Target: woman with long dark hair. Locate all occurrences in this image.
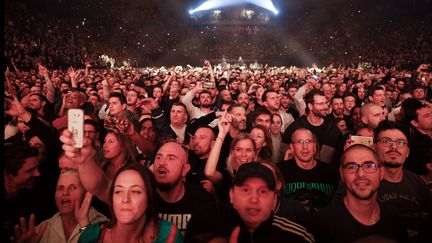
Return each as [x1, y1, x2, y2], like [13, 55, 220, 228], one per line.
[78, 163, 182, 243]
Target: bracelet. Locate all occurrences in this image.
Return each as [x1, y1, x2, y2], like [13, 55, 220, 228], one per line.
[216, 136, 224, 142]
[79, 224, 91, 232]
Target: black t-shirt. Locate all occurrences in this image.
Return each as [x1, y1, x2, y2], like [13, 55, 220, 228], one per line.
[282, 116, 342, 163]
[155, 183, 214, 234]
[277, 159, 340, 211]
[309, 197, 408, 243]
[186, 153, 225, 187]
[283, 116, 341, 147]
[378, 169, 432, 235]
[42, 100, 57, 123]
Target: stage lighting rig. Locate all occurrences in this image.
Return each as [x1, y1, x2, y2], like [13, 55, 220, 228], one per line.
[189, 0, 279, 15]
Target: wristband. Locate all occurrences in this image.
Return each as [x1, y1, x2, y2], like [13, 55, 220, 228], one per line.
[79, 224, 91, 232]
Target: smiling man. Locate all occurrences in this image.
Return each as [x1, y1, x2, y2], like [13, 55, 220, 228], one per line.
[310, 144, 408, 243]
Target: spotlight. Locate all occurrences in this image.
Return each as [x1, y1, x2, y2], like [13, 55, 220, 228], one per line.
[188, 0, 280, 15]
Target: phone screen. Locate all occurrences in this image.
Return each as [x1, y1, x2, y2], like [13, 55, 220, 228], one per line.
[351, 136, 373, 147]
[68, 109, 84, 148]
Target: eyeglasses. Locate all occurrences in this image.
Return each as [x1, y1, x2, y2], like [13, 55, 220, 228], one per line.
[376, 137, 408, 148]
[292, 139, 315, 145]
[342, 161, 380, 174]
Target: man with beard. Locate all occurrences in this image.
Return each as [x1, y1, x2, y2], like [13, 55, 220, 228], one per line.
[277, 128, 339, 212]
[262, 89, 294, 133]
[217, 104, 248, 165]
[310, 144, 407, 243]
[374, 120, 432, 241]
[186, 126, 222, 196]
[249, 107, 273, 130]
[283, 89, 342, 164]
[4, 143, 57, 242]
[182, 83, 214, 120]
[26, 93, 55, 122]
[237, 92, 251, 114]
[153, 142, 214, 234]
[328, 95, 344, 120]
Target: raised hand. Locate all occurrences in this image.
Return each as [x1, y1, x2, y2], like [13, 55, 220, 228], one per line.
[74, 192, 92, 227]
[5, 69, 17, 97]
[5, 66, 11, 78]
[344, 135, 354, 151]
[141, 97, 159, 111]
[116, 118, 133, 135]
[283, 148, 293, 161]
[67, 67, 76, 79]
[11, 214, 48, 243]
[5, 95, 27, 118]
[217, 111, 232, 137]
[59, 129, 95, 164]
[203, 59, 211, 67]
[193, 81, 204, 93]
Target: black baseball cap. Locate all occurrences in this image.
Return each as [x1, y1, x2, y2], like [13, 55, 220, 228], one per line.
[232, 162, 276, 191]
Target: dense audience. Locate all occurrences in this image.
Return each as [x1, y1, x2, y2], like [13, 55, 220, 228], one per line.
[4, 0, 432, 243]
[5, 0, 432, 68]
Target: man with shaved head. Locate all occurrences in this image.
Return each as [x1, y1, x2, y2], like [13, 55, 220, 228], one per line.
[360, 102, 385, 130]
[152, 142, 214, 234]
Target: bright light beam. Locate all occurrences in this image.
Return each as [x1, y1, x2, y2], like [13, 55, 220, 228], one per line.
[189, 0, 279, 15]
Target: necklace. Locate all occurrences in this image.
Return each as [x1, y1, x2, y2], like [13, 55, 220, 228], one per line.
[343, 197, 381, 226]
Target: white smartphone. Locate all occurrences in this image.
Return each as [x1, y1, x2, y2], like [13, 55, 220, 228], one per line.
[68, 109, 84, 148]
[351, 135, 373, 147]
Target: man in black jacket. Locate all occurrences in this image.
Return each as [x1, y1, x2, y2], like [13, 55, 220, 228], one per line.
[185, 162, 314, 243]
